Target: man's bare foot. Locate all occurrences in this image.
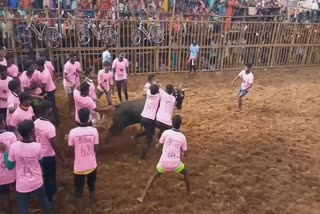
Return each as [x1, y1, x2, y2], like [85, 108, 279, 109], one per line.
[137, 197, 144, 203]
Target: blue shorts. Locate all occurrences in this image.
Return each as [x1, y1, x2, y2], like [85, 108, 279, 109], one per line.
[239, 88, 249, 97]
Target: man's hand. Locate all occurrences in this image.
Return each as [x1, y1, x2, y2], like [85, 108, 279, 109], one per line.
[0, 142, 7, 153]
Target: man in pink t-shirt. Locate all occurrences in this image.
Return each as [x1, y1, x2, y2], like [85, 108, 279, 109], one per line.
[68, 108, 99, 208]
[74, 82, 114, 125]
[135, 84, 160, 159]
[19, 61, 42, 96]
[7, 55, 20, 78]
[40, 53, 56, 79]
[0, 64, 13, 121]
[0, 114, 17, 213]
[6, 79, 22, 127]
[9, 92, 34, 136]
[36, 59, 60, 125]
[7, 120, 50, 214]
[155, 84, 176, 138]
[97, 61, 114, 106]
[112, 53, 129, 102]
[63, 52, 80, 115]
[35, 100, 66, 202]
[137, 115, 190, 203]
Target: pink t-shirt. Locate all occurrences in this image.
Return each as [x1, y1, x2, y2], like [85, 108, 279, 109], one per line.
[68, 126, 99, 173]
[8, 141, 43, 193]
[0, 77, 13, 108]
[19, 71, 42, 95]
[85, 78, 97, 100]
[7, 64, 19, 78]
[45, 61, 55, 78]
[156, 89, 176, 126]
[34, 118, 56, 157]
[239, 70, 254, 90]
[6, 92, 20, 126]
[0, 58, 7, 66]
[63, 61, 78, 88]
[75, 61, 81, 87]
[141, 89, 160, 120]
[39, 68, 56, 92]
[73, 90, 97, 123]
[97, 69, 113, 92]
[9, 106, 34, 128]
[158, 129, 187, 171]
[112, 58, 129, 81]
[0, 131, 17, 185]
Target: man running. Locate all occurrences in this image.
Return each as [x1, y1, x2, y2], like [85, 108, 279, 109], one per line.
[112, 53, 129, 102]
[232, 63, 254, 111]
[137, 115, 190, 202]
[97, 61, 114, 106]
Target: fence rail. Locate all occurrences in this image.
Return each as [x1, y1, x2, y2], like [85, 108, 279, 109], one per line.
[2, 18, 320, 74]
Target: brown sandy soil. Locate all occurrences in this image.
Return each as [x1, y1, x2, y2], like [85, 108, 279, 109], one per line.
[23, 67, 320, 213]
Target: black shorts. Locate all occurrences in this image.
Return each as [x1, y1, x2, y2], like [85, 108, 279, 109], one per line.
[155, 121, 172, 130]
[0, 182, 14, 196]
[74, 168, 97, 198]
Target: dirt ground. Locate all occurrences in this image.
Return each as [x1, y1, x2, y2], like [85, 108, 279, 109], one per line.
[33, 67, 320, 213]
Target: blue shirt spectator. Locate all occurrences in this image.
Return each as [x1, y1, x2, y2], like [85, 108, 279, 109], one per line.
[189, 40, 200, 59]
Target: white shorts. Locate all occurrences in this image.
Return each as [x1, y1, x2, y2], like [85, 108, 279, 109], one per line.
[64, 85, 74, 95]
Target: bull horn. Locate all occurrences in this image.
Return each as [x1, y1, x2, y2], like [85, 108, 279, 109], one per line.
[178, 82, 183, 89]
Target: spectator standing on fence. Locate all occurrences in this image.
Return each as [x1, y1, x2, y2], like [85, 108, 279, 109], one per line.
[102, 46, 112, 64]
[6, 120, 51, 214]
[0, 47, 7, 66]
[112, 53, 129, 102]
[7, 55, 20, 78]
[0, 65, 13, 121]
[188, 39, 200, 73]
[97, 61, 114, 106]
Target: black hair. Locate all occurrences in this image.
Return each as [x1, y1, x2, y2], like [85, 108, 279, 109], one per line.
[172, 115, 182, 129]
[246, 63, 253, 69]
[24, 60, 35, 71]
[165, 84, 174, 95]
[36, 58, 45, 67]
[150, 84, 159, 95]
[69, 52, 77, 58]
[6, 54, 13, 60]
[80, 81, 90, 94]
[8, 79, 21, 92]
[38, 100, 52, 116]
[103, 61, 110, 66]
[78, 108, 90, 123]
[148, 74, 155, 82]
[19, 92, 32, 103]
[17, 120, 35, 139]
[85, 67, 94, 76]
[0, 64, 7, 73]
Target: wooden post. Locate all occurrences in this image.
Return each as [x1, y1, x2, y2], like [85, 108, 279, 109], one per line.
[167, 0, 176, 72]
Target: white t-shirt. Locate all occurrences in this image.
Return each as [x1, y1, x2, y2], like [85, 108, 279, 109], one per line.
[102, 50, 112, 63]
[238, 70, 254, 90]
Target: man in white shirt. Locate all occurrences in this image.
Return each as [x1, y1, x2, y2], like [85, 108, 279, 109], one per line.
[102, 46, 112, 64]
[232, 63, 254, 111]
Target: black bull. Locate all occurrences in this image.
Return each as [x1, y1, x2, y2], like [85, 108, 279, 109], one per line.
[109, 88, 185, 136]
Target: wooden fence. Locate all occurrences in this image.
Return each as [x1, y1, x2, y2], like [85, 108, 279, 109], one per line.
[2, 17, 320, 74]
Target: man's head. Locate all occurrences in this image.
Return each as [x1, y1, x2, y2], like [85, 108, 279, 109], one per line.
[118, 53, 124, 62]
[245, 63, 252, 73]
[165, 84, 174, 95]
[8, 79, 22, 94]
[172, 114, 182, 129]
[150, 84, 159, 95]
[69, 52, 77, 63]
[78, 107, 90, 124]
[36, 58, 46, 72]
[38, 100, 52, 118]
[103, 61, 110, 71]
[6, 55, 13, 67]
[0, 47, 6, 58]
[148, 74, 155, 83]
[103, 45, 109, 51]
[17, 120, 35, 140]
[85, 67, 95, 79]
[25, 60, 36, 74]
[19, 92, 32, 108]
[192, 39, 197, 45]
[80, 81, 90, 96]
[40, 52, 48, 60]
[0, 64, 7, 79]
